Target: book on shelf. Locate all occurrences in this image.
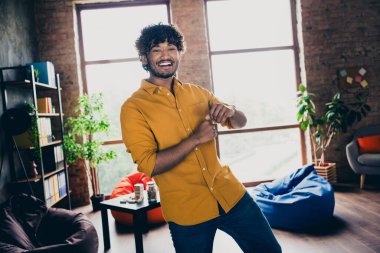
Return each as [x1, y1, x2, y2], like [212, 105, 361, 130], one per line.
[37, 118, 53, 145]
[42, 144, 64, 173]
[58, 171, 67, 197]
[14, 117, 53, 148]
[44, 171, 67, 207]
[37, 97, 53, 113]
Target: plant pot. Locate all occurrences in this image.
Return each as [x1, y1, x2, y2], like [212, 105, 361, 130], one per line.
[313, 162, 337, 184]
[90, 194, 105, 211]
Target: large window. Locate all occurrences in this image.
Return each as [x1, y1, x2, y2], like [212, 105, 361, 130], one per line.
[206, 0, 305, 183]
[77, 2, 169, 194]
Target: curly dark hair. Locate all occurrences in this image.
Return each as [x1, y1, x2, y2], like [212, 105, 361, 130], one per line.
[135, 23, 185, 56]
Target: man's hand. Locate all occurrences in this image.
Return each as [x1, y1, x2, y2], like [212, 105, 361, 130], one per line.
[192, 115, 217, 144]
[152, 115, 217, 176]
[209, 104, 236, 124]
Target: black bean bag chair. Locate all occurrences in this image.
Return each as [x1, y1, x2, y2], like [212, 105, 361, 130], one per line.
[0, 194, 98, 253]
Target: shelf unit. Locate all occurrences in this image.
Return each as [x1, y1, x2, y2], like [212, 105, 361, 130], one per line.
[0, 65, 71, 209]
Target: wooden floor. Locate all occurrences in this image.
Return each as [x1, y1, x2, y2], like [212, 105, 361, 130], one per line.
[74, 185, 380, 253]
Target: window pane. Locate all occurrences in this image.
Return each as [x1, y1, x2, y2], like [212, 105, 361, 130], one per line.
[207, 0, 293, 51]
[97, 144, 136, 194]
[81, 5, 168, 61]
[86, 61, 147, 140]
[218, 128, 302, 183]
[212, 50, 298, 129]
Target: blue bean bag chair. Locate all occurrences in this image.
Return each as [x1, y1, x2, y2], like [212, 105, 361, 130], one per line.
[248, 164, 335, 230]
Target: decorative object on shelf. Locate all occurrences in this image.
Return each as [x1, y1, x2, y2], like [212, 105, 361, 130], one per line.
[27, 160, 39, 178]
[296, 83, 371, 183]
[63, 92, 116, 211]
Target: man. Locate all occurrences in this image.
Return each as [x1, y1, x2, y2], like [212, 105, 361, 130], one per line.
[120, 23, 281, 253]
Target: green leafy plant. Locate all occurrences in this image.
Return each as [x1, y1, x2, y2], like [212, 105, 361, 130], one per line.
[296, 83, 370, 165]
[22, 103, 41, 165]
[64, 93, 116, 196]
[33, 68, 39, 82]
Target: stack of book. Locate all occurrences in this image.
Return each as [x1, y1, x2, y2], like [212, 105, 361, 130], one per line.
[37, 118, 52, 145]
[44, 171, 67, 207]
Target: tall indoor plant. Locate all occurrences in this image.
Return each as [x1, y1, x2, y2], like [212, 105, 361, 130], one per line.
[64, 92, 116, 209]
[296, 83, 370, 166]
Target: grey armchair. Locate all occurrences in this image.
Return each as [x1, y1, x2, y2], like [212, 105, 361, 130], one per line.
[346, 124, 380, 189]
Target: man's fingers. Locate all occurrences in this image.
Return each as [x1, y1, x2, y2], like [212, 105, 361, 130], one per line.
[209, 104, 217, 116]
[212, 105, 223, 121]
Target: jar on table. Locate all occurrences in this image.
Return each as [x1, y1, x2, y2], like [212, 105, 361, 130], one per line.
[147, 181, 157, 202]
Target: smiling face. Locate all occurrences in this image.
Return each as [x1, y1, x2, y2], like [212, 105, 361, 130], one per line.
[142, 41, 181, 80]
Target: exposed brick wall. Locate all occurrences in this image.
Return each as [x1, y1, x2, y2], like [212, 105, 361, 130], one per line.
[35, 0, 82, 117]
[300, 0, 380, 183]
[35, 0, 86, 206]
[171, 0, 212, 90]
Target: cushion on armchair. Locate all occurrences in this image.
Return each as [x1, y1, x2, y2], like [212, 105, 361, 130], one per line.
[357, 134, 380, 153]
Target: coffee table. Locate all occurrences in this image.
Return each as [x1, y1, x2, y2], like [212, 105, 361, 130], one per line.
[99, 191, 161, 253]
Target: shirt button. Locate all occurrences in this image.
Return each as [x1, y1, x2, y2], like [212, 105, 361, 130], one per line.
[186, 128, 190, 131]
[166, 92, 170, 96]
[210, 187, 214, 191]
[195, 147, 198, 151]
[178, 108, 182, 112]
[202, 168, 206, 171]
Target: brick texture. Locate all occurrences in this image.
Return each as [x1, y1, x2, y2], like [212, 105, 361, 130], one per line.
[171, 0, 212, 89]
[300, 0, 380, 183]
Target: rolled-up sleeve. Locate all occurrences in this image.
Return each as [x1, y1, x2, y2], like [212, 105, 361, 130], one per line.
[205, 88, 234, 129]
[120, 101, 157, 177]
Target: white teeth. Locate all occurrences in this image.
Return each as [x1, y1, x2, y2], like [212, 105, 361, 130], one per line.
[159, 62, 172, 66]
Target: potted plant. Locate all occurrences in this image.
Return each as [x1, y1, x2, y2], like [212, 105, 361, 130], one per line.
[33, 68, 39, 82]
[64, 92, 116, 210]
[296, 84, 370, 181]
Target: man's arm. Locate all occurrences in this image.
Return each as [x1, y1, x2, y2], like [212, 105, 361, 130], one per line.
[151, 116, 216, 177]
[210, 104, 247, 129]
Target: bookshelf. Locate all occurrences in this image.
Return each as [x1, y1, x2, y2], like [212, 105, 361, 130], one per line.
[0, 64, 71, 209]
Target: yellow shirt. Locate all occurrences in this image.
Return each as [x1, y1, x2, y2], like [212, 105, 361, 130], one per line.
[120, 78, 246, 225]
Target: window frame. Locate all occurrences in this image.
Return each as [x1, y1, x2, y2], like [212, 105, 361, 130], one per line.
[204, 0, 306, 185]
[76, 0, 171, 147]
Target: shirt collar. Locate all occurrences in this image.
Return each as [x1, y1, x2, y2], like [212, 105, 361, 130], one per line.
[141, 77, 182, 95]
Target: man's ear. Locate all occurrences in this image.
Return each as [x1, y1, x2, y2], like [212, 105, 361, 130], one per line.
[140, 55, 148, 65]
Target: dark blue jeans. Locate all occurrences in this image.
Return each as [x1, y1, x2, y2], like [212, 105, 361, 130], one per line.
[168, 192, 281, 253]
